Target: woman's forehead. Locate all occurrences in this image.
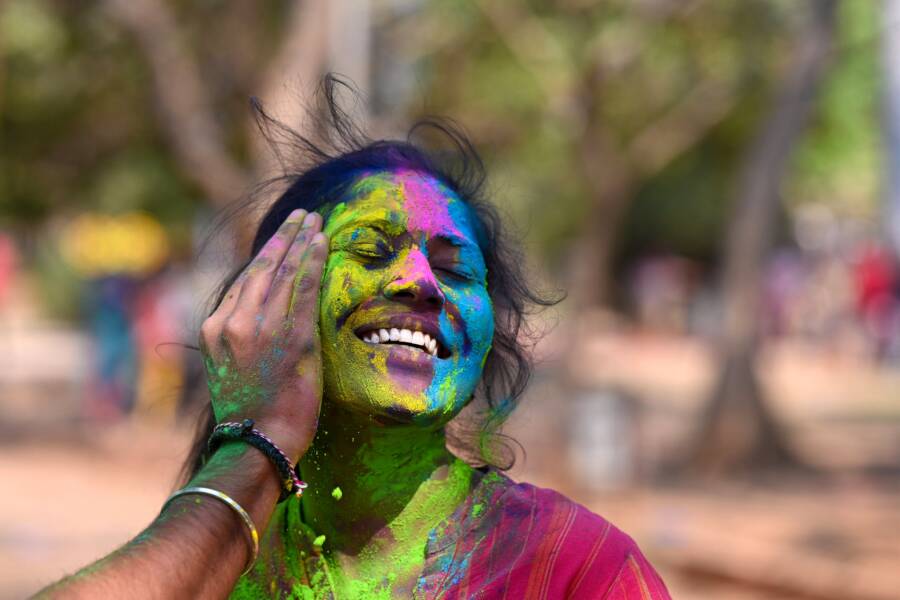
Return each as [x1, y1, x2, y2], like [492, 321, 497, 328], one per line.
[325, 169, 477, 243]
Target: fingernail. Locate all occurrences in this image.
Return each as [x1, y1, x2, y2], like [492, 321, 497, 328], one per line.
[312, 232, 327, 245]
[303, 211, 319, 227]
[288, 208, 306, 222]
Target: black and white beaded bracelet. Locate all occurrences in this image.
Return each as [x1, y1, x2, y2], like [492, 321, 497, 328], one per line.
[208, 418, 308, 502]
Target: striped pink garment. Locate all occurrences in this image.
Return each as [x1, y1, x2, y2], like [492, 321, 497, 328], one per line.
[416, 470, 671, 599]
[237, 469, 671, 598]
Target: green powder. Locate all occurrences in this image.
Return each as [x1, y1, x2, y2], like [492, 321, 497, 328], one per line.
[331, 486, 343, 501]
[313, 535, 326, 548]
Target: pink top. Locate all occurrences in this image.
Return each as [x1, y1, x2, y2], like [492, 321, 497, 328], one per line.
[235, 469, 671, 599]
[417, 469, 671, 599]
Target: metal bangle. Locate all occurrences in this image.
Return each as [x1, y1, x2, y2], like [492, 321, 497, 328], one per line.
[161, 486, 259, 576]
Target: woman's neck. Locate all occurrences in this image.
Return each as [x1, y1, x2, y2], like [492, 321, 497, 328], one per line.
[297, 403, 474, 573]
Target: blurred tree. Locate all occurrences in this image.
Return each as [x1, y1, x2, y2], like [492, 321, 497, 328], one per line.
[790, 0, 880, 216]
[412, 0, 798, 308]
[883, 0, 900, 253]
[102, 0, 248, 208]
[688, 0, 838, 474]
[0, 0, 334, 315]
[0, 0, 331, 229]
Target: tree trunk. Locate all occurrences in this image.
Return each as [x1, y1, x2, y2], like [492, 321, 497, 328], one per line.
[568, 62, 637, 310]
[104, 0, 249, 208]
[568, 174, 635, 311]
[687, 0, 838, 475]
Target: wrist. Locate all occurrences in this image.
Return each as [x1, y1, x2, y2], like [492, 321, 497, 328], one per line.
[193, 443, 283, 511]
[248, 418, 312, 464]
[209, 419, 306, 501]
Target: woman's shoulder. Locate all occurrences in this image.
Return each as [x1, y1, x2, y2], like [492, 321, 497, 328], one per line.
[462, 470, 672, 599]
[493, 473, 630, 542]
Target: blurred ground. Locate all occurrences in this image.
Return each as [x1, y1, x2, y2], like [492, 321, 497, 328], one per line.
[0, 425, 188, 599]
[2, 279, 899, 600]
[3, 424, 899, 600]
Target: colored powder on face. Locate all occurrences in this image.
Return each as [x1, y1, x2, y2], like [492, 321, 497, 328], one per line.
[331, 486, 343, 501]
[317, 170, 494, 426]
[396, 170, 463, 242]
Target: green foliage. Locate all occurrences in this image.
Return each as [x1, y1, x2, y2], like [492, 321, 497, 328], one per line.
[414, 0, 880, 270]
[789, 0, 881, 214]
[416, 0, 802, 267]
[0, 0, 197, 230]
[625, 151, 731, 262]
[0, 0, 882, 301]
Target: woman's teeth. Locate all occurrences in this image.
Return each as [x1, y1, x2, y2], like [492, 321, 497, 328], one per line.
[363, 328, 439, 357]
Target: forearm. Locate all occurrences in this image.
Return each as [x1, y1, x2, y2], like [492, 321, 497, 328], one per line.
[37, 444, 282, 600]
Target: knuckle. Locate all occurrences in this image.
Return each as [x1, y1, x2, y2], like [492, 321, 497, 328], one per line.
[297, 339, 317, 355]
[309, 239, 328, 258]
[222, 317, 252, 340]
[276, 261, 297, 280]
[248, 256, 275, 273]
[277, 224, 300, 241]
[199, 320, 219, 342]
[302, 243, 327, 269]
[293, 274, 317, 295]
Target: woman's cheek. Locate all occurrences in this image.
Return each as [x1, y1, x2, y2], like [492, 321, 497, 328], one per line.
[319, 259, 362, 340]
[321, 256, 376, 312]
[460, 288, 494, 359]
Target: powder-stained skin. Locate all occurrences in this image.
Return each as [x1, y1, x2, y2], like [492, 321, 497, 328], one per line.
[228, 170, 497, 599]
[318, 169, 494, 426]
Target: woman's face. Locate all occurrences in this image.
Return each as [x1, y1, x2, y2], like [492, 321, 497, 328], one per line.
[318, 169, 494, 426]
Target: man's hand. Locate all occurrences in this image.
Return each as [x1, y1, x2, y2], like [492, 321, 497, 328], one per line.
[36, 210, 330, 600]
[200, 209, 328, 463]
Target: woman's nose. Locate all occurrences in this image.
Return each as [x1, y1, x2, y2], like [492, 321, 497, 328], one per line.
[383, 249, 445, 310]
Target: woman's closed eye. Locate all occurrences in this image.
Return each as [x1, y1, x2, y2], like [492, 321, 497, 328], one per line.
[434, 264, 477, 283]
[352, 242, 392, 259]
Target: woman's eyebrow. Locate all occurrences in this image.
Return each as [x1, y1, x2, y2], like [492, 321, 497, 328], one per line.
[431, 232, 477, 250]
[335, 217, 477, 248]
[333, 218, 400, 238]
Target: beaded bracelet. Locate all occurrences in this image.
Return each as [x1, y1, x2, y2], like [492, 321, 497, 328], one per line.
[208, 419, 308, 502]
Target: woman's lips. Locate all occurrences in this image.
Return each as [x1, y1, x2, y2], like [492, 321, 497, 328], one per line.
[382, 344, 435, 394]
[383, 343, 435, 368]
[360, 334, 436, 366]
[355, 324, 450, 358]
[352, 310, 451, 357]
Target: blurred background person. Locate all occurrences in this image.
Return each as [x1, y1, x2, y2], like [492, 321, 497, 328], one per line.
[59, 211, 171, 420]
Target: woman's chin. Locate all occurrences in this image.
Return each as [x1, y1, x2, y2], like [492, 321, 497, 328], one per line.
[326, 393, 463, 429]
[356, 395, 447, 426]
[322, 366, 468, 427]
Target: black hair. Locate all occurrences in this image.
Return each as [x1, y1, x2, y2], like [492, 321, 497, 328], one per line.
[182, 75, 559, 481]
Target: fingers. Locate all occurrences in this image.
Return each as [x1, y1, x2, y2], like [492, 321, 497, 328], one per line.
[265, 213, 325, 320]
[286, 231, 328, 325]
[200, 276, 245, 362]
[201, 208, 309, 359]
[233, 209, 309, 313]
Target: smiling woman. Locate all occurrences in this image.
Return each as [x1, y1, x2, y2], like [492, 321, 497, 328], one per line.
[36, 77, 671, 600]
[317, 170, 493, 423]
